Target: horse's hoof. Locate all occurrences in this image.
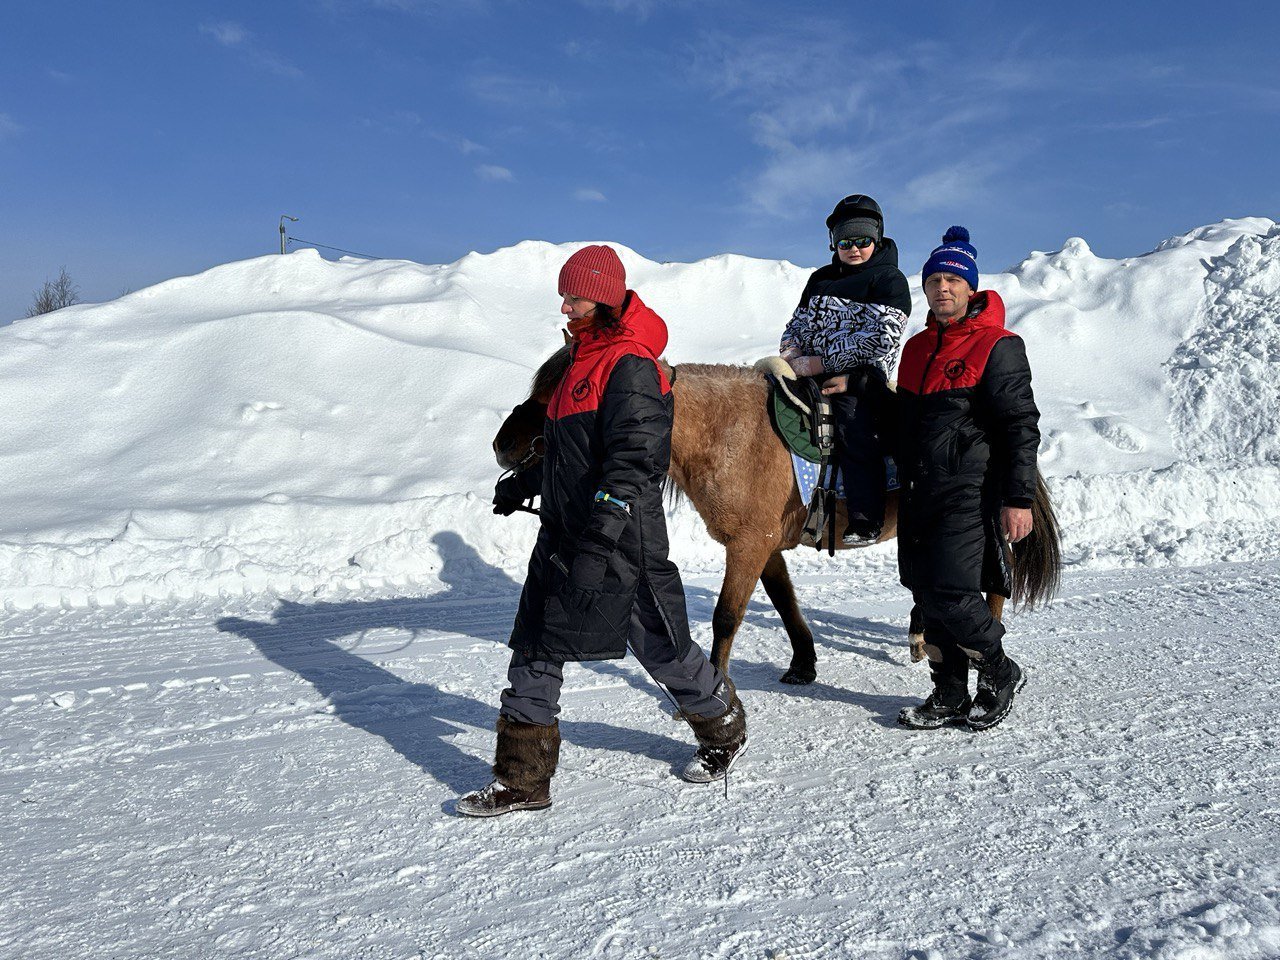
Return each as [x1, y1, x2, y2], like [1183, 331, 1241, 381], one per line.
[909, 634, 927, 663]
[780, 666, 816, 685]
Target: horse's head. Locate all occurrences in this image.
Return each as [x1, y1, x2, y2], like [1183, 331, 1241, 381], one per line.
[493, 344, 573, 471]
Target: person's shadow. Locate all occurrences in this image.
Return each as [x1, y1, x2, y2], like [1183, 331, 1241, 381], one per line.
[215, 531, 693, 795]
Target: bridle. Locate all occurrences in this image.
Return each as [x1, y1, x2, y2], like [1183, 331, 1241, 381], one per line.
[512, 433, 546, 472]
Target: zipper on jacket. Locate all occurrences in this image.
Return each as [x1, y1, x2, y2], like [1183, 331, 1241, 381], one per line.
[918, 323, 946, 393]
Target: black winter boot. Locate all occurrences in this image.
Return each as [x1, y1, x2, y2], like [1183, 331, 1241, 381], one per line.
[841, 512, 882, 547]
[899, 651, 970, 730]
[966, 654, 1026, 731]
[457, 716, 559, 817]
[681, 680, 747, 783]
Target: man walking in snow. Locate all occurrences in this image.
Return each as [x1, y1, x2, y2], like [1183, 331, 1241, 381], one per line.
[895, 227, 1041, 731]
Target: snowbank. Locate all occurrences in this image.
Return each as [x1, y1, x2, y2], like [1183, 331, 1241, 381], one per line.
[2, 219, 1277, 607]
[1168, 225, 1280, 464]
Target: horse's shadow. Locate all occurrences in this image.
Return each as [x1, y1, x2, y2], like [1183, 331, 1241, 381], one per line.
[726, 653, 912, 728]
[684, 584, 906, 666]
[215, 531, 692, 794]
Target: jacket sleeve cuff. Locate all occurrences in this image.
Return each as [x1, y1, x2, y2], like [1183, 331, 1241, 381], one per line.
[579, 499, 629, 554]
[1003, 496, 1034, 509]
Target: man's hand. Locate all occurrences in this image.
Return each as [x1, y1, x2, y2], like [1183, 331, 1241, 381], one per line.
[821, 374, 849, 395]
[788, 355, 825, 377]
[1002, 506, 1033, 543]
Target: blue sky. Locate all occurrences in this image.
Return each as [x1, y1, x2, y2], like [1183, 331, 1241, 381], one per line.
[2, 0, 1278, 321]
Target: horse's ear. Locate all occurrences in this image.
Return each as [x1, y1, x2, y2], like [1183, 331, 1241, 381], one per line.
[562, 328, 572, 345]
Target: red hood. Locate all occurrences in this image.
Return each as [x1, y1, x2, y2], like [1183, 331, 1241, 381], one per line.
[925, 289, 1006, 335]
[576, 292, 668, 359]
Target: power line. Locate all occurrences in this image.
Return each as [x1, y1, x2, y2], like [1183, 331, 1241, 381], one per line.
[285, 236, 386, 260]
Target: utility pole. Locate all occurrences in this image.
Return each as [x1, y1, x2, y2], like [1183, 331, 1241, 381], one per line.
[279, 215, 298, 254]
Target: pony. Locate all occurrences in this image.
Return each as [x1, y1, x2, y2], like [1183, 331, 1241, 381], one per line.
[493, 344, 1061, 684]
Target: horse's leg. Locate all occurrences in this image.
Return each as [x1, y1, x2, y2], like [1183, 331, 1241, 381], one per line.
[908, 604, 926, 663]
[708, 538, 775, 679]
[909, 594, 1002, 664]
[758, 551, 817, 685]
[987, 593, 1005, 622]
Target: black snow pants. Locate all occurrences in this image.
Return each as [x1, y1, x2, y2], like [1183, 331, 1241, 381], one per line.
[913, 588, 1007, 694]
[831, 367, 889, 530]
[501, 587, 727, 726]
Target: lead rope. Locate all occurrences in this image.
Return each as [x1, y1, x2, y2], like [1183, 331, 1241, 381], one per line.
[627, 634, 736, 802]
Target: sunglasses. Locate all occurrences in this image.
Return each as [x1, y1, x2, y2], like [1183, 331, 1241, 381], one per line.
[836, 237, 875, 250]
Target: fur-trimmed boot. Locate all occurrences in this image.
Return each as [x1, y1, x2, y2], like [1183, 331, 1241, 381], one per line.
[457, 715, 559, 818]
[680, 680, 748, 783]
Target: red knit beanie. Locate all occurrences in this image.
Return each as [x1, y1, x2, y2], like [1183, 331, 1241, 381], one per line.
[558, 245, 626, 309]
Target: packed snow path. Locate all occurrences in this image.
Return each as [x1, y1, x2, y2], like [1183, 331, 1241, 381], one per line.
[3, 560, 1278, 960]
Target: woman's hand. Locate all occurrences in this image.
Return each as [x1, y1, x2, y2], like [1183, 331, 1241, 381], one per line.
[493, 475, 529, 516]
[788, 355, 825, 377]
[1002, 506, 1033, 543]
[821, 374, 849, 395]
[566, 549, 609, 611]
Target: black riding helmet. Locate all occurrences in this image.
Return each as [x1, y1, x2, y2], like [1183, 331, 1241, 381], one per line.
[826, 194, 884, 245]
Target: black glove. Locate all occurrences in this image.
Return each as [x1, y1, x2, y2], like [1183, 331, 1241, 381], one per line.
[565, 548, 609, 611]
[492, 474, 529, 516]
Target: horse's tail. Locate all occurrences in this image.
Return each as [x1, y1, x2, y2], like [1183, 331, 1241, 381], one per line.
[661, 473, 686, 511]
[1011, 469, 1061, 608]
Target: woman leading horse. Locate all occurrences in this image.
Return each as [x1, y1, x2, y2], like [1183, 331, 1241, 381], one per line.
[458, 246, 749, 818]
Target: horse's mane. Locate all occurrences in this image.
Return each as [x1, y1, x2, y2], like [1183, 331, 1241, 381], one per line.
[534, 351, 762, 402]
[531, 345, 573, 401]
[668, 362, 764, 385]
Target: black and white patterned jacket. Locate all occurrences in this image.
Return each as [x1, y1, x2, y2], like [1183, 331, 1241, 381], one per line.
[780, 237, 913, 377]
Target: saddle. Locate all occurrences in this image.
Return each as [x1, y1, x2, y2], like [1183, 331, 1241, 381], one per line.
[755, 357, 840, 553]
[755, 356, 834, 464]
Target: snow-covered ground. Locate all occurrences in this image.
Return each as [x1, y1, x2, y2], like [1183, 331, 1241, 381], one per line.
[3, 560, 1278, 959]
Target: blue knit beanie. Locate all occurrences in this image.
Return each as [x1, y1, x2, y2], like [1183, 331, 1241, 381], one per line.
[922, 226, 978, 291]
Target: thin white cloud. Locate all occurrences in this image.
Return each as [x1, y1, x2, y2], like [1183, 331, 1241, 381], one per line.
[46, 68, 74, 83]
[898, 163, 1001, 215]
[575, 188, 607, 202]
[313, 0, 490, 14]
[1089, 116, 1173, 132]
[359, 110, 423, 134]
[200, 21, 302, 78]
[576, 0, 669, 18]
[254, 52, 304, 79]
[476, 164, 515, 182]
[431, 131, 487, 154]
[0, 113, 21, 140]
[201, 21, 249, 46]
[469, 72, 567, 109]
[747, 146, 878, 219]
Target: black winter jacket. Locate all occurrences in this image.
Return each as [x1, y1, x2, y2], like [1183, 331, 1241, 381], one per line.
[779, 237, 913, 378]
[894, 291, 1041, 596]
[508, 293, 694, 662]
